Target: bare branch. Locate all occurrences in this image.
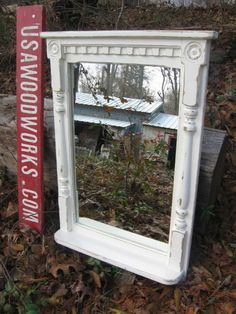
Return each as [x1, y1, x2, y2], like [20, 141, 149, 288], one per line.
[115, 0, 125, 30]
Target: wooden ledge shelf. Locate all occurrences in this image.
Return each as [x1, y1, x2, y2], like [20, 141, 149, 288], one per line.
[55, 218, 184, 285]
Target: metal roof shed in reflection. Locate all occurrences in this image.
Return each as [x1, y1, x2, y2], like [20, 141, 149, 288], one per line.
[76, 92, 163, 113]
[74, 114, 132, 128]
[143, 113, 179, 130]
[74, 92, 163, 127]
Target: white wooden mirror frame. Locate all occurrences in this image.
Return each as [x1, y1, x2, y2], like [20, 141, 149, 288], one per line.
[41, 30, 217, 284]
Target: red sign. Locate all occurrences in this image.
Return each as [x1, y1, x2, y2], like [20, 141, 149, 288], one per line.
[16, 5, 45, 233]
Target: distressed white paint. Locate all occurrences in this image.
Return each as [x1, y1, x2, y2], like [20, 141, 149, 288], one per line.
[41, 30, 217, 285]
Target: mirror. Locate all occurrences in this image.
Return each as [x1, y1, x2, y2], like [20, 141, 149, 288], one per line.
[42, 30, 216, 284]
[73, 62, 180, 242]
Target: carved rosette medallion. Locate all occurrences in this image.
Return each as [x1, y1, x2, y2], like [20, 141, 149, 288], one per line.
[54, 91, 65, 112]
[183, 107, 198, 132]
[185, 42, 202, 61]
[48, 41, 60, 57]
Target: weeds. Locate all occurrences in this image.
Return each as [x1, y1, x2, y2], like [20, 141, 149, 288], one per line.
[76, 134, 173, 241]
[200, 205, 215, 225]
[216, 88, 236, 103]
[0, 278, 47, 314]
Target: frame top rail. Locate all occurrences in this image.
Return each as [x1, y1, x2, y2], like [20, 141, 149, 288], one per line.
[41, 30, 218, 40]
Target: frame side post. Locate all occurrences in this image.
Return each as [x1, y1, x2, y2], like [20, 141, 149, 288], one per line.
[47, 41, 72, 231]
[169, 39, 212, 275]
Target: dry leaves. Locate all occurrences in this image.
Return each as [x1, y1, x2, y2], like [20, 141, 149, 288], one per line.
[216, 301, 236, 314]
[1, 201, 17, 219]
[89, 270, 102, 288]
[47, 256, 79, 278]
[47, 284, 68, 305]
[174, 287, 182, 311]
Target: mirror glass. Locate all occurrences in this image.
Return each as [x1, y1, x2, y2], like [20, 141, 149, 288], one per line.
[73, 62, 180, 242]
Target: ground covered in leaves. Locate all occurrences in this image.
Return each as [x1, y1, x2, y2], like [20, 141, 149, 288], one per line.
[0, 174, 236, 313]
[0, 1, 236, 313]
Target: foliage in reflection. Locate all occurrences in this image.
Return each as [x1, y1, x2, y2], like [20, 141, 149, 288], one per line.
[76, 134, 173, 242]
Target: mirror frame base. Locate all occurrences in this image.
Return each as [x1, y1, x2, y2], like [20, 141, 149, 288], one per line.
[55, 225, 184, 285]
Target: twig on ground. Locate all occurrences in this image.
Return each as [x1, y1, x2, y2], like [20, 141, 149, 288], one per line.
[205, 275, 232, 306]
[5, 145, 17, 163]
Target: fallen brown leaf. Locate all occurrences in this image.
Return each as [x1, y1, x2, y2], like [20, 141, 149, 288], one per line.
[174, 288, 181, 311]
[117, 271, 136, 287]
[188, 282, 209, 297]
[31, 244, 43, 255]
[192, 265, 213, 278]
[186, 305, 200, 314]
[110, 308, 129, 314]
[89, 270, 101, 288]
[3, 247, 9, 256]
[204, 304, 215, 314]
[1, 201, 17, 219]
[227, 289, 236, 300]
[122, 298, 136, 313]
[47, 284, 68, 305]
[53, 284, 68, 298]
[159, 286, 172, 300]
[133, 309, 150, 314]
[10, 243, 24, 253]
[216, 301, 236, 314]
[71, 307, 77, 314]
[48, 262, 77, 278]
[21, 276, 48, 284]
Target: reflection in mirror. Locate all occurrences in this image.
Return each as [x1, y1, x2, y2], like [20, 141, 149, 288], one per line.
[73, 63, 180, 242]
